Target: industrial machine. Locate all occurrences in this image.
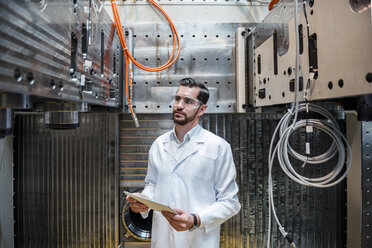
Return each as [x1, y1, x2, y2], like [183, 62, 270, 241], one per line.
[0, 0, 371, 247]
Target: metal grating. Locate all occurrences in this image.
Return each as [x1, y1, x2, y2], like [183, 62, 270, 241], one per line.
[120, 113, 346, 247]
[362, 121, 372, 247]
[119, 114, 173, 188]
[14, 113, 120, 248]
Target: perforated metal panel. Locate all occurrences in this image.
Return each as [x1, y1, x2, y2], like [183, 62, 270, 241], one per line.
[247, 0, 372, 107]
[120, 23, 249, 113]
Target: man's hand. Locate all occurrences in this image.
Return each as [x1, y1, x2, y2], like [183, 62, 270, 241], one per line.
[162, 209, 199, 232]
[126, 193, 149, 213]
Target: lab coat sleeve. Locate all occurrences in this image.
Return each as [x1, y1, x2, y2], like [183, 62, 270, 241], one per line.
[140, 143, 158, 219]
[197, 145, 241, 234]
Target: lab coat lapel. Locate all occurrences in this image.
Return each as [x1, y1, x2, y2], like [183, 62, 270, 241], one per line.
[163, 141, 177, 161]
[176, 140, 202, 165]
[175, 126, 206, 166]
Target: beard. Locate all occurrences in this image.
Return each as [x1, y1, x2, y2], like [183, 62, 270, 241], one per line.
[173, 109, 199, 125]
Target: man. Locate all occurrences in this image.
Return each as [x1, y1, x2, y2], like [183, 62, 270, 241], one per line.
[127, 78, 241, 248]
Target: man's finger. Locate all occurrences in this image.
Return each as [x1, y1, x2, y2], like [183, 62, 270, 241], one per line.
[126, 197, 138, 203]
[172, 214, 189, 223]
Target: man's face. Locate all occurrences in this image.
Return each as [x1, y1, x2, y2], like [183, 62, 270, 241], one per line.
[172, 86, 202, 125]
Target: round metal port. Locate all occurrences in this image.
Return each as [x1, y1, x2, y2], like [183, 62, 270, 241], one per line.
[27, 72, 34, 85]
[14, 68, 22, 82]
[122, 201, 152, 241]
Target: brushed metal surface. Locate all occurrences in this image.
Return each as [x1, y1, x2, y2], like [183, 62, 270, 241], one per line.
[120, 113, 346, 247]
[13, 112, 120, 247]
[0, 108, 13, 137]
[0, 135, 14, 248]
[0, 0, 120, 107]
[248, 0, 372, 107]
[0, 93, 33, 110]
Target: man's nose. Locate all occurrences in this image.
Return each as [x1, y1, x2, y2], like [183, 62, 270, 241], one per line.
[173, 101, 184, 109]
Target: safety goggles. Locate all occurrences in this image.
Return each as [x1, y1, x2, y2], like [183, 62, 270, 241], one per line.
[172, 95, 202, 109]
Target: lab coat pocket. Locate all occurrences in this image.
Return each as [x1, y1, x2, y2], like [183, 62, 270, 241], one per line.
[189, 154, 215, 181]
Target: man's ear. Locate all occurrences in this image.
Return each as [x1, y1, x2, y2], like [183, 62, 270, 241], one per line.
[197, 105, 207, 117]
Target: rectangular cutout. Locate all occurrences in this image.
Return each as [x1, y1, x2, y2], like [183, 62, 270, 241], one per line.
[70, 32, 78, 76]
[101, 30, 104, 75]
[308, 33, 318, 78]
[289, 77, 303, 92]
[113, 54, 116, 75]
[273, 31, 278, 75]
[298, 24, 303, 54]
[82, 23, 88, 57]
[257, 54, 261, 75]
[258, 88, 266, 99]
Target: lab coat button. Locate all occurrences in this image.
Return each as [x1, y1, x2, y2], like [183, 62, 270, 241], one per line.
[170, 202, 175, 207]
[172, 174, 177, 178]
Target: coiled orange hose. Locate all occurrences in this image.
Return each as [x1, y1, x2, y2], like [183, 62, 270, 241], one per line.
[110, 0, 181, 119]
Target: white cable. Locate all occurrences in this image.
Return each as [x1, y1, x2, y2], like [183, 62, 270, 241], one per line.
[266, 1, 352, 248]
[266, 0, 300, 245]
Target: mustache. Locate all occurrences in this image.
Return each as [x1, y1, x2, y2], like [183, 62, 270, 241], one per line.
[173, 110, 185, 115]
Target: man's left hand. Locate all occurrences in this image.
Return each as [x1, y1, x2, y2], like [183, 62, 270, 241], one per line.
[162, 209, 196, 232]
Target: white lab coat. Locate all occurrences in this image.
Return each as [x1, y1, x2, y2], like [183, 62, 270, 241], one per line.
[141, 125, 241, 248]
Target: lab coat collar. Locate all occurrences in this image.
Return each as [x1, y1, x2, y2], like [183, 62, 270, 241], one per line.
[163, 124, 205, 163]
[167, 124, 205, 143]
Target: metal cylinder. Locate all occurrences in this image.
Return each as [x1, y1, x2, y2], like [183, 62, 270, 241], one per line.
[45, 110, 79, 129]
[0, 108, 13, 137]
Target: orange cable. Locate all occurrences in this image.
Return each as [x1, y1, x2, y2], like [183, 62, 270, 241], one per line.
[110, 0, 180, 119]
[111, 0, 180, 71]
[268, 0, 280, 11]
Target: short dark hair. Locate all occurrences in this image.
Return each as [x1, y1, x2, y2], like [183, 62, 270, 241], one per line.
[179, 78, 209, 105]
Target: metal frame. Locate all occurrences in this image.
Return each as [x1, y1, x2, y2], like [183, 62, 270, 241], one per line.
[361, 121, 372, 247]
[0, 135, 14, 248]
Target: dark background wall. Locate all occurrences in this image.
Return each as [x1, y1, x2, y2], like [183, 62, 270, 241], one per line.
[13, 112, 346, 247]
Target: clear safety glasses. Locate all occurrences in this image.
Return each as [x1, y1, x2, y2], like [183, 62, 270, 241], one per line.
[172, 95, 202, 109]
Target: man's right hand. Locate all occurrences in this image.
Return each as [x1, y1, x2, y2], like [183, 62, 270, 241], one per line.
[126, 193, 150, 213]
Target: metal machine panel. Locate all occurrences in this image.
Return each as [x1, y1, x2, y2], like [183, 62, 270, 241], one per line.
[247, 0, 372, 107]
[105, 1, 269, 114]
[0, 135, 14, 248]
[119, 113, 346, 247]
[120, 23, 249, 113]
[13, 113, 119, 247]
[0, 1, 121, 107]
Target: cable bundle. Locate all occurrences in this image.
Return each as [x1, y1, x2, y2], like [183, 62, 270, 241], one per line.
[266, 1, 352, 247]
[267, 103, 352, 248]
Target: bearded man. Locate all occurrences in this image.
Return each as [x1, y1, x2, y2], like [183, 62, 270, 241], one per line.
[127, 78, 241, 248]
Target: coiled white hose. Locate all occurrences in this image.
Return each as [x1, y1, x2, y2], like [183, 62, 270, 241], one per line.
[267, 103, 352, 248]
[266, 0, 352, 245]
